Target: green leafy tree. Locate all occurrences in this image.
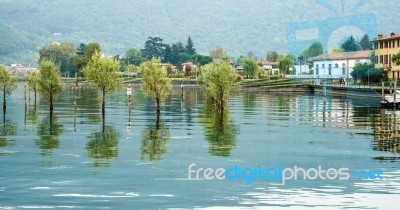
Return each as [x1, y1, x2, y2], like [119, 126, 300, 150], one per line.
[191, 54, 213, 66]
[73, 42, 102, 77]
[38, 42, 75, 75]
[392, 52, 400, 66]
[185, 36, 196, 55]
[358, 34, 371, 50]
[242, 57, 259, 78]
[37, 60, 64, 114]
[165, 42, 192, 68]
[0, 65, 18, 111]
[278, 56, 292, 75]
[302, 41, 324, 59]
[266, 51, 279, 62]
[140, 58, 172, 114]
[25, 71, 39, 105]
[124, 48, 144, 66]
[350, 63, 385, 83]
[76, 43, 86, 56]
[198, 60, 238, 110]
[84, 51, 120, 122]
[341, 35, 359, 52]
[141, 37, 166, 60]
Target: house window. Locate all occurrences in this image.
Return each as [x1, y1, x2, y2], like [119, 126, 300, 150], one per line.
[328, 68, 332, 75]
[322, 64, 325, 68]
[316, 68, 319, 75]
[385, 55, 388, 64]
[342, 68, 346, 75]
[335, 63, 339, 68]
[375, 56, 378, 64]
[328, 64, 332, 68]
[380, 42, 383, 49]
[380, 55, 384, 64]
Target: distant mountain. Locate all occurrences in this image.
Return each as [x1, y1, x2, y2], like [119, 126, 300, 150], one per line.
[0, 0, 399, 65]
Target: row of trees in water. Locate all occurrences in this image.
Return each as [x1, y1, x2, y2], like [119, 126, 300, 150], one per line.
[1, 52, 239, 124]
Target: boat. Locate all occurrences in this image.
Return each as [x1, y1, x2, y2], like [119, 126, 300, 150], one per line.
[384, 90, 400, 103]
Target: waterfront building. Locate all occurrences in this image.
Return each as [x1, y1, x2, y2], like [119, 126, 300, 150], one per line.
[309, 50, 370, 80]
[372, 32, 400, 80]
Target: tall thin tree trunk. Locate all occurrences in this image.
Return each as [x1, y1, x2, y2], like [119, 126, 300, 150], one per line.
[156, 112, 160, 129]
[3, 86, 6, 112]
[156, 96, 160, 114]
[34, 87, 37, 106]
[49, 92, 53, 115]
[102, 87, 106, 124]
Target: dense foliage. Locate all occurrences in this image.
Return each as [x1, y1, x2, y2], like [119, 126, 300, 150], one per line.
[350, 63, 385, 84]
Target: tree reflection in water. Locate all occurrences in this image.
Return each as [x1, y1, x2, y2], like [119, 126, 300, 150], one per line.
[35, 114, 64, 156]
[86, 125, 119, 167]
[0, 113, 17, 156]
[201, 102, 239, 157]
[141, 116, 170, 162]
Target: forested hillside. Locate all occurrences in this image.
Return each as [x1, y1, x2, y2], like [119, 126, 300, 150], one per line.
[0, 0, 398, 65]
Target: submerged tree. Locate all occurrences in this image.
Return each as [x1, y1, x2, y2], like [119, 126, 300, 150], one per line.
[0, 65, 18, 112]
[140, 58, 172, 114]
[25, 71, 39, 105]
[198, 60, 238, 110]
[37, 60, 64, 114]
[84, 51, 120, 123]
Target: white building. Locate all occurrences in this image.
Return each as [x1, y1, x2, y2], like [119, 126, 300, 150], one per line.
[309, 50, 371, 80]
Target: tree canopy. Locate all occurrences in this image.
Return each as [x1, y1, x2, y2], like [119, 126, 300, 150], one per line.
[140, 58, 172, 113]
[199, 60, 238, 110]
[341, 36, 359, 52]
[350, 63, 385, 84]
[37, 60, 64, 113]
[266, 51, 279, 62]
[84, 51, 121, 121]
[278, 56, 292, 74]
[358, 34, 371, 50]
[0, 65, 18, 110]
[242, 57, 259, 78]
[38, 43, 76, 75]
[141, 37, 166, 60]
[302, 42, 323, 59]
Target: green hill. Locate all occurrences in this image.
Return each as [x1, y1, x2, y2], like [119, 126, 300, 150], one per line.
[0, 0, 398, 65]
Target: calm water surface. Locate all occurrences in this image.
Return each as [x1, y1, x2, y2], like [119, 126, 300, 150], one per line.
[0, 84, 399, 209]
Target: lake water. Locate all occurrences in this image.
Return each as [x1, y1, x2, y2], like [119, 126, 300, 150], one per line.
[0, 84, 399, 209]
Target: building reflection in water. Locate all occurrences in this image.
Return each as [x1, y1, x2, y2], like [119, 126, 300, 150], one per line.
[373, 109, 400, 155]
